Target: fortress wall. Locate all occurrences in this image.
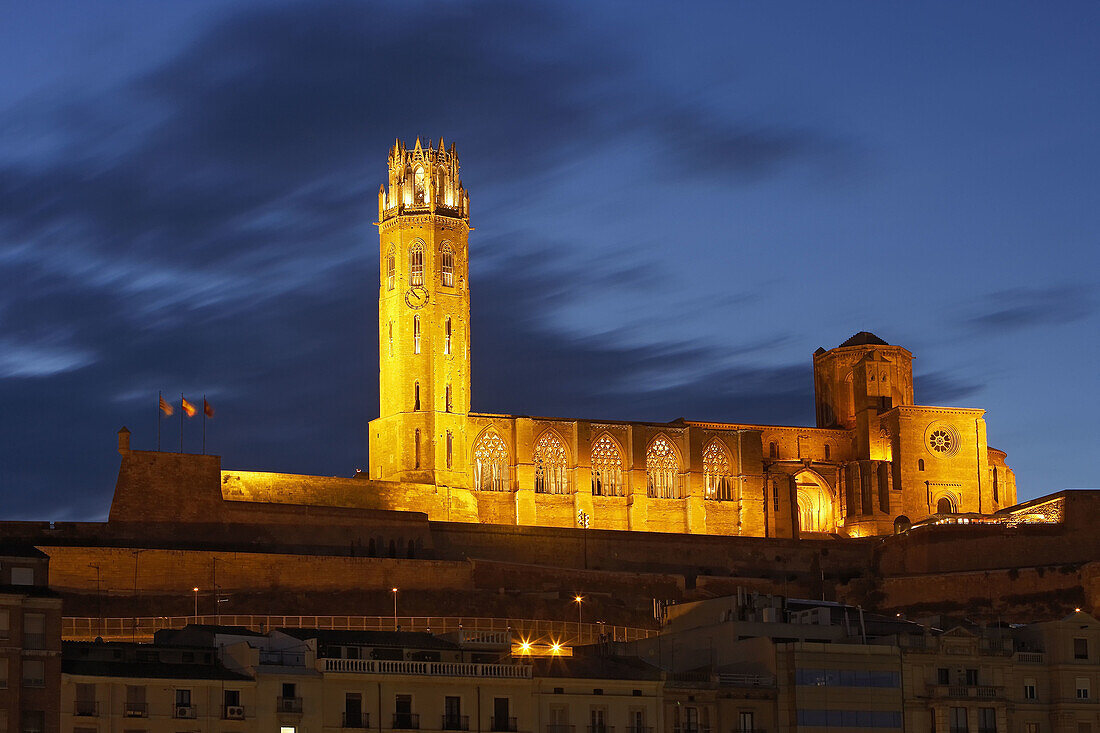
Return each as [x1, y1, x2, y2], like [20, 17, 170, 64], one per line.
[469, 560, 685, 599]
[428, 520, 872, 578]
[866, 562, 1099, 621]
[41, 546, 474, 595]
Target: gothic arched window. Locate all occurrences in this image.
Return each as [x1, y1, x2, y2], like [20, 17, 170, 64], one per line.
[702, 440, 733, 501]
[769, 442, 779, 459]
[446, 431, 453, 469]
[413, 315, 421, 354]
[534, 432, 569, 494]
[386, 246, 396, 290]
[444, 317, 452, 355]
[445, 384, 452, 413]
[413, 382, 420, 411]
[646, 437, 680, 498]
[441, 243, 455, 287]
[591, 434, 624, 497]
[473, 431, 509, 491]
[413, 166, 426, 205]
[409, 242, 424, 286]
[414, 428, 421, 468]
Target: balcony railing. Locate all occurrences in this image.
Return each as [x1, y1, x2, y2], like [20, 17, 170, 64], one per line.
[23, 633, 47, 650]
[546, 726, 575, 733]
[278, 697, 303, 714]
[323, 658, 531, 679]
[124, 703, 148, 718]
[393, 713, 420, 729]
[928, 684, 1004, 699]
[673, 727, 711, 733]
[718, 673, 775, 688]
[343, 712, 369, 728]
[73, 701, 98, 717]
[1016, 652, 1045, 664]
[492, 717, 518, 732]
[443, 715, 470, 731]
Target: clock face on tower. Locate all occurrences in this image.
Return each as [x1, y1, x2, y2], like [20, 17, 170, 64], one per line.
[405, 286, 429, 309]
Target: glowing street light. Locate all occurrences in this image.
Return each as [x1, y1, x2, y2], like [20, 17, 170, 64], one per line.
[392, 587, 399, 630]
[574, 595, 584, 624]
[193, 587, 199, 619]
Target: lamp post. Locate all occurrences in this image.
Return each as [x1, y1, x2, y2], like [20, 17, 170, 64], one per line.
[192, 587, 199, 620]
[392, 587, 399, 631]
[88, 564, 101, 638]
[574, 595, 584, 625]
[577, 510, 590, 570]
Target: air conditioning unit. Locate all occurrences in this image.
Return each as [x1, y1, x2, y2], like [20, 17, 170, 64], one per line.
[176, 706, 195, 719]
[226, 706, 245, 720]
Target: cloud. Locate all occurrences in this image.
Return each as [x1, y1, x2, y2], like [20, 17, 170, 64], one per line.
[965, 286, 1094, 332]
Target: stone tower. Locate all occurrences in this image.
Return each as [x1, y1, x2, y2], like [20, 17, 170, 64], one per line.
[369, 138, 471, 485]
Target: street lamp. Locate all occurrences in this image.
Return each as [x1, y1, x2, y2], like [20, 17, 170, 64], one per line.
[574, 595, 584, 624]
[392, 588, 399, 630]
[193, 587, 199, 620]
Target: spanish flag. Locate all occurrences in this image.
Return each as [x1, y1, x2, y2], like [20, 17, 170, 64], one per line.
[159, 395, 173, 416]
[203, 398, 214, 418]
[181, 397, 197, 417]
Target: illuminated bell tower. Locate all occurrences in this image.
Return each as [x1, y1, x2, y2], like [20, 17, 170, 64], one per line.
[369, 138, 471, 485]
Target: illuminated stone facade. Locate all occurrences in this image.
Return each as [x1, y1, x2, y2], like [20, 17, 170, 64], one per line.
[367, 140, 1016, 538]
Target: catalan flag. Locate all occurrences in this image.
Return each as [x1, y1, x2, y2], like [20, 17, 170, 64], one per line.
[203, 398, 214, 418]
[181, 397, 197, 417]
[159, 394, 173, 416]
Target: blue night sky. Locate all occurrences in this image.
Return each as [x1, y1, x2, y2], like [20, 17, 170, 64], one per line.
[1, 1, 1098, 519]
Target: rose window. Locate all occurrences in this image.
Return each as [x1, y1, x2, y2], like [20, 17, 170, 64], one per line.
[929, 429, 952, 453]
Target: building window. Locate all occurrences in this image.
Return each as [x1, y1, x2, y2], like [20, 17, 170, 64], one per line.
[773, 480, 780, 511]
[386, 246, 396, 290]
[410, 243, 424, 286]
[414, 382, 421, 411]
[737, 712, 754, 733]
[824, 444, 831, 460]
[769, 442, 779, 459]
[474, 431, 509, 492]
[1023, 677, 1036, 699]
[930, 428, 953, 454]
[645, 437, 680, 499]
[1076, 677, 1090, 699]
[394, 694, 415, 729]
[978, 708, 995, 733]
[414, 429, 421, 469]
[413, 166, 426, 204]
[0, 609, 8, 640]
[591, 434, 624, 497]
[10, 568, 33, 586]
[702, 440, 733, 501]
[413, 315, 421, 354]
[446, 431, 453, 469]
[918, 458, 925, 471]
[0, 659, 7, 689]
[445, 384, 452, 413]
[1025, 725, 1039, 733]
[20, 711, 43, 733]
[441, 244, 455, 287]
[23, 613, 45, 650]
[534, 432, 569, 494]
[1074, 637, 1089, 659]
[950, 707, 968, 733]
[937, 668, 950, 685]
[965, 668, 978, 685]
[444, 317, 452, 354]
[992, 466, 999, 502]
[345, 693, 365, 729]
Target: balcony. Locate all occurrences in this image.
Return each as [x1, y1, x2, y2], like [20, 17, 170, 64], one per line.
[927, 684, 1004, 700]
[73, 701, 98, 717]
[673, 727, 711, 733]
[323, 658, 531, 679]
[1015, 652, 1045, 664]
[393, 713, 420, 729]
[492, 717, 518, 732]
[343, 712, 370, 728]
[588, 726, 614, 733]
[278, 697, 303, 714]
[175, 705, 197, 719]
[124, 703, 148, 718]
[443, 715, 470, 731]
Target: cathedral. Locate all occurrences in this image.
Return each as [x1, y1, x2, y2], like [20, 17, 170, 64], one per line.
[367, 139, 1017, 539]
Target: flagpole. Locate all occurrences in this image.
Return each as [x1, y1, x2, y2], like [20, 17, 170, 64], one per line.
[180, 392, 184, 453]
[202, 394, 207, 455]
[157, 391, 162, 451]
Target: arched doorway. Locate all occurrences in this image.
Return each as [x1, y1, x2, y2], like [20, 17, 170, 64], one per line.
[893, 515, 911, 534]
[936, 497, 955, 514]
[795, 470, 835, 533]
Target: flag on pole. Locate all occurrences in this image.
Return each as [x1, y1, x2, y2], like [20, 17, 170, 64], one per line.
[181, 397, 197, 417]
[159, 395, 174, 416]
[203, 398, 214, 418]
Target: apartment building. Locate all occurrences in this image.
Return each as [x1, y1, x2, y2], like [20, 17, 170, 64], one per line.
[0, 545, 62, 733]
